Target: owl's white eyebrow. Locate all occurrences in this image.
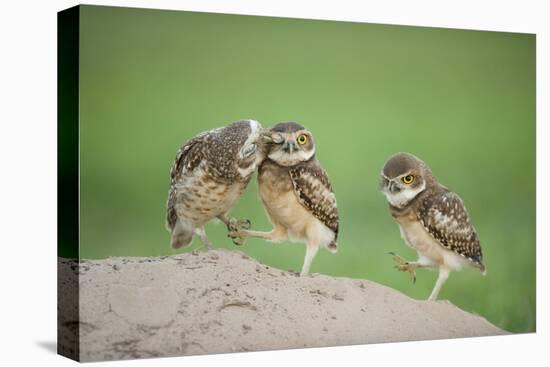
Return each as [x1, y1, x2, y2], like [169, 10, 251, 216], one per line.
[380, 172, 412, 180]
[397, 172, 413, 179]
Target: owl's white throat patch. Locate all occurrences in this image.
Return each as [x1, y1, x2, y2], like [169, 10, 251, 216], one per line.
[384, 181, 426, 208]
[268, 147, 314, 166]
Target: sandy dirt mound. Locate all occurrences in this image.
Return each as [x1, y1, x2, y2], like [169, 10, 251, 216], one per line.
[58, 249, 507, 361]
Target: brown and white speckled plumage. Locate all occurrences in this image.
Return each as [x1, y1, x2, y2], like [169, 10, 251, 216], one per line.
[166, 120, 266, 249]
[289, 161, 339, 238]
[229, 122, 339, 275]
[380, 152, 485, 301]
[417, 191, 483, 268]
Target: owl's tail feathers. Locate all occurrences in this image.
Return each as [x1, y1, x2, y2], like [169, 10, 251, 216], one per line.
[171, 232, 193, 249]
[472, 257, 486, 276]
[327, 240, 338, 254]
[465, 254, 486, 275]
[170, 220, 194, 249]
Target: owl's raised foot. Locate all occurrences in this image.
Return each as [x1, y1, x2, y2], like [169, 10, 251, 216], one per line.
[228, 234, 246, 246]
[227, 218, 251, 246]
[388, 252, 417, 283]
[228, 226, 249, 245]
[227, 218, 251, 231]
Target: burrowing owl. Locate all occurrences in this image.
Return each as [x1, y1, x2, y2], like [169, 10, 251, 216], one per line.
[229, 122, 339, 276]
[166, 119, 267, 249]
[379, 152, 485, 301]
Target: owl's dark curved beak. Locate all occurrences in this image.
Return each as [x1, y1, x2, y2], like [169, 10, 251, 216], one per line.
[389, 181, 401, 193]
[283, 141, 297, 153]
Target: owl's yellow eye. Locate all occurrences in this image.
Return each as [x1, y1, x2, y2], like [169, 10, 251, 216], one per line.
[402, 175, 414, 184]
[297, 134, 308, 145]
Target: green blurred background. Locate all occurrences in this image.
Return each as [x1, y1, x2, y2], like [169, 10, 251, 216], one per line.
[77, 5, 535, 333]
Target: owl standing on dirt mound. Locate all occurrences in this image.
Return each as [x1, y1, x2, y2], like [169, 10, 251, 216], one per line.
[379, 152, 485, 301]
[229, 122, 339, 276]
[166, 120, 268, 250]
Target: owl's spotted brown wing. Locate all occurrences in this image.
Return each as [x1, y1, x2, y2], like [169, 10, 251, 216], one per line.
[289, 161, 339, 239]
[166, 133, 207, 231]
[169, 133, 208, 185]
[418, 190, 484, 271]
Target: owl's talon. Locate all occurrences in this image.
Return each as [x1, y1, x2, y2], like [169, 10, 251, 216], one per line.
[393, 264, 417, 283]
[227, 218, 251, 231]
[388, 251, 407, 264]
[232, 238, 245, 246]
[228, 230, 246, 246]
[237, 219, 251, 230]
[229, 235, 246, 246]
[227, 218, 251, 246]
[389, 252, 417, 283]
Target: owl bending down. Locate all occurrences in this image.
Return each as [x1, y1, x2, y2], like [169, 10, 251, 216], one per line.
[229, 122, 339, 276]
[166, 119, 267, 250]
[380, 152, 485, 301]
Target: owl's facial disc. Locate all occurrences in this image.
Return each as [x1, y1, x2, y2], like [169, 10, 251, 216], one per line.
[267, 129, 315, 167]
[240, 142, 257, 159]
[380, 172, 426, 208]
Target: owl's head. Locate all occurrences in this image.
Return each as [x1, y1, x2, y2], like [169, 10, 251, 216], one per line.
[225, 119, 269, 178]
[263, 122, 316, 167]
[379, 152, 433, 208]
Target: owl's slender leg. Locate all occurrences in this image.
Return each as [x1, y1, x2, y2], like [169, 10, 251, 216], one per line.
[428, 267, 450, 301]
[300, 242, 319, 276]
[194, 226, 213, 251]
[216, 215, 230, 226]
[228, 224, 287, 246]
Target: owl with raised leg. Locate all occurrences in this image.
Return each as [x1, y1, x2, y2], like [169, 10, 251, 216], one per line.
[379, 152, 485, 301]
[166, 119, 267, 250]
[229, 122, 339, 276]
